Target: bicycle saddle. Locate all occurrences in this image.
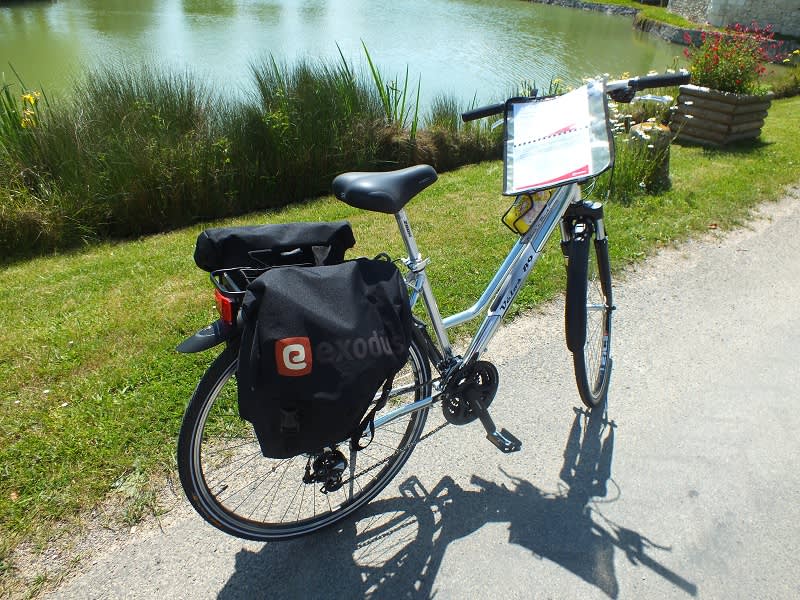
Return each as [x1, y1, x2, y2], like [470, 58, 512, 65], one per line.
[332, 165, 438, 214]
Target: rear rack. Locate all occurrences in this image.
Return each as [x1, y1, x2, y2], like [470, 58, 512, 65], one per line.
[210, 267, 268, 300]
[210, 259, 317, 300]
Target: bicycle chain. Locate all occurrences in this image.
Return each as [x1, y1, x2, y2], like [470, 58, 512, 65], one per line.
[341, 419, 450, 485]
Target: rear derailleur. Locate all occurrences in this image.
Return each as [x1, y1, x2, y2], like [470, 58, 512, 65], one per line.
[303, 448, 348, 493]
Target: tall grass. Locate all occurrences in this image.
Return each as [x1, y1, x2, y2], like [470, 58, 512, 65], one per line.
[48, 65, 232, 235]
[1, 65, 234, 250]
[362, 41, 421, 139]
[0, 52, 501, 262]
[238, 51, 386, 203]
[1, 75, 68, 254]
[589, 132, 667, 203]
[587, 89, 680, 203]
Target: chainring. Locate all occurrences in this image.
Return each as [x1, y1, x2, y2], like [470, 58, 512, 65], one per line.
[441, 361, 499, 425]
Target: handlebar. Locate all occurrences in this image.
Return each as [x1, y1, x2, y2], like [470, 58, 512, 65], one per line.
[612, 71, 691, 92]
[461, 102, 507, 123]
[461, 70, 690, 122]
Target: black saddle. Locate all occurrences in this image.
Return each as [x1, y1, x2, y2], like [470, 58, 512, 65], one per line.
[332, 165, 438, 214]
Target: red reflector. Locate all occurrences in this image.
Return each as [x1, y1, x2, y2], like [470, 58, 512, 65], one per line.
[214, 289, 235, 324]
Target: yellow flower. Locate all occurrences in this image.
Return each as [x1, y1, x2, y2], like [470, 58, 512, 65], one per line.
[20, 108, 37, 129]
[21, 91, 41, 105]
[784, 58, 792, 63]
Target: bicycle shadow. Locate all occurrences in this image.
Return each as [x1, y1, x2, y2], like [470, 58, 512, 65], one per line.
[217, 407, 697, 599]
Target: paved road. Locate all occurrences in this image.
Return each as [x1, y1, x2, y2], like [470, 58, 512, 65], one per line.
[49, 192, 800, 600]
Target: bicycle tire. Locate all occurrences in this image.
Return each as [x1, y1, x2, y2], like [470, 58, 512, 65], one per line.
[177, 339, 431, 541]
[565, 222, 613, 408]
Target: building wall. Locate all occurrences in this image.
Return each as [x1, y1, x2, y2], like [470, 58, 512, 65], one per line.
[709, 0, 800, 37]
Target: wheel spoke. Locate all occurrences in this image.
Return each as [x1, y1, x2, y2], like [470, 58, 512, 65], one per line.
[569, 225, 612, 408]
[178, 342, 431, 541]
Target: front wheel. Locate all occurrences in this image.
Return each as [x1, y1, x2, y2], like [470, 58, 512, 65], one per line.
[177, 340, 431, 541]
[564, 219, 613, 408]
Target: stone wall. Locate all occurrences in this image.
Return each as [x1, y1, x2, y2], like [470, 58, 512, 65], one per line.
[669, 0, 800, 38]
[667, 0, 711, 24]
[527, 0, 637, 16]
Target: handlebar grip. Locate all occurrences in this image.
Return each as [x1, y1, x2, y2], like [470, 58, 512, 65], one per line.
[461, 102, 505, 122]
[630, 71, 691, 91]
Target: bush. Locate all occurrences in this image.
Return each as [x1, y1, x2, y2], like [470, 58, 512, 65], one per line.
[683, 23, 785, 95]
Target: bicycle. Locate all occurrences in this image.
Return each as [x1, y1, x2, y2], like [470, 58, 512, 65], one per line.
[176, 71, 690, 541]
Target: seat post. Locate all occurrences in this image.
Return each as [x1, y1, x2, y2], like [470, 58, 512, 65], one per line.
[394, 209, 453, 360]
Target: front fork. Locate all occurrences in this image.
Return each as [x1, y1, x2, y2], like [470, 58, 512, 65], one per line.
[561, 200, 609, 353]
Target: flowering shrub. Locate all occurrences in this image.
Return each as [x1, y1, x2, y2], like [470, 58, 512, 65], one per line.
[683, 23, 784, 95]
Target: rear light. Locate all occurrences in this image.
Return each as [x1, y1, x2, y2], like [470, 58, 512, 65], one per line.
[214, 289, 236, 325]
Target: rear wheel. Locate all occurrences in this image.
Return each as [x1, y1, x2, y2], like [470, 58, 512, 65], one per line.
[565, 219, 613, 408]
[177, 340, 430, 541]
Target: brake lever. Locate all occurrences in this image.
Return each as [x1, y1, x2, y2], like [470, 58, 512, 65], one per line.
[632, 94, 674, 106]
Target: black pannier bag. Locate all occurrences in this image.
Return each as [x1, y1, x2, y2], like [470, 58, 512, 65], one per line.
[193, 221, 355, 271]
[236, 258, 414, 459]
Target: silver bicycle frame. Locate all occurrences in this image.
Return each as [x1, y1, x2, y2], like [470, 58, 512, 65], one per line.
[373, 182, 580, 430]
[402, 183, 580, 362]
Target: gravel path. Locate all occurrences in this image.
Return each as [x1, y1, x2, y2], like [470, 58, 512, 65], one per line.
[43, 189, 800, 600]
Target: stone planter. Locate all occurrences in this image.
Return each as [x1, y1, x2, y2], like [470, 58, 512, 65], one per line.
[670, 84, 774, 147]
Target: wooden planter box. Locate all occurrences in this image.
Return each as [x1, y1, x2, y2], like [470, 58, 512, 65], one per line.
[670, 84, 773, 147]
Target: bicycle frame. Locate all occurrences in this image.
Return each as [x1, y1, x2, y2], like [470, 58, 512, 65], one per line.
[407, 182, 579, 362]
[373, 182, 581, 430]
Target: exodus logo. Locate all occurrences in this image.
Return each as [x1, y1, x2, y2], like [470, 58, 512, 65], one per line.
[275, 330, 402, 376]
[275, 337, 313, 377]
[316, 330, 403, 364]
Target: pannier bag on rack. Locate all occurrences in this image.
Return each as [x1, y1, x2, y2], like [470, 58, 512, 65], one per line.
[236, 258, 414, 459]
[193, 221, 356, 271]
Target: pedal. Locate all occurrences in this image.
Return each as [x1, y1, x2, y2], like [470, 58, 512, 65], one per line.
[487, 429, 522, 453]
[467, 388, 522, 454]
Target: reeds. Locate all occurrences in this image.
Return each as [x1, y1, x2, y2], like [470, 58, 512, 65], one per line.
[0, 51, 500, 261]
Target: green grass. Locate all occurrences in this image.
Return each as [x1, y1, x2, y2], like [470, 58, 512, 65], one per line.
[1, 95, 799, 592]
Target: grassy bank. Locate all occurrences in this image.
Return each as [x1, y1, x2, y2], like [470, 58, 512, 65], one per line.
[0, 55, 500, 262]
[1, 95, 799, 594]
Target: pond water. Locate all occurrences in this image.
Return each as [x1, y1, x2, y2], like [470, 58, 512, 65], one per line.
[1, 0, 682, 105]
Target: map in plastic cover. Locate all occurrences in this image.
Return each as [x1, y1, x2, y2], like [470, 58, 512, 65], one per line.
[503, 80, 613, 195]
